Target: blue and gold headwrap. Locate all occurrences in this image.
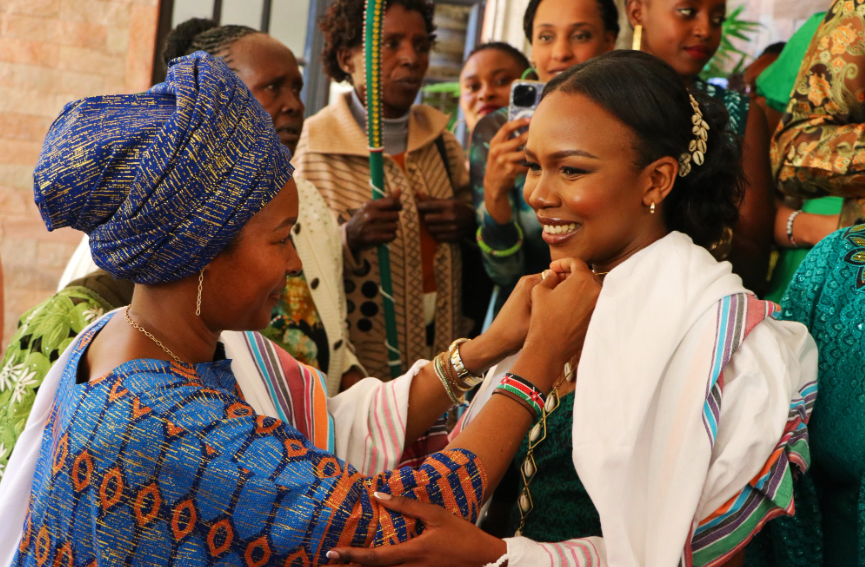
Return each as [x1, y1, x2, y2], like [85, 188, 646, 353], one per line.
[33, 51, 294, 284]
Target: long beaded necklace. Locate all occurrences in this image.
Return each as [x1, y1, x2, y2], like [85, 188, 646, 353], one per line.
[514, 268, 606, 535]
[515, 360, 575, 536]
[124, 306, 188, 366]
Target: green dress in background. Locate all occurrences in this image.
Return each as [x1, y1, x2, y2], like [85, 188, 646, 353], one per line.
[757, 11, 840, 303]
[765, 196, 844, 303]
[756, 12, 826, 114]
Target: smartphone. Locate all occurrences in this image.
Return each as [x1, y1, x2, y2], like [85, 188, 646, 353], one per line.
[508, 80, 546, 125]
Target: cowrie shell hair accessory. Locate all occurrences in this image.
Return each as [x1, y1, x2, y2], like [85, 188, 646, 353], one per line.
[679, 94, 709, 178]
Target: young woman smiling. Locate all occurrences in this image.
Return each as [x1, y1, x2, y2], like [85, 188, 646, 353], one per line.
[329, 51, 817, 567]
[470, 0, 619, 319]
[626, 0, 776, 295]
[459, 42, 531, 134]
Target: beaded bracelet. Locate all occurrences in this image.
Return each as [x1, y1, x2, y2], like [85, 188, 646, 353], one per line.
[493, 388, 540, 420]
[494, 373, 545, 420]
[786, 209, 803, 247]
[448, 338, 483, 388]
[476, 222, 524, 258]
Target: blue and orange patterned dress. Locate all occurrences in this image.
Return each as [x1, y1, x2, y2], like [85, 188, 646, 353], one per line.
[13, 313, 486, 566]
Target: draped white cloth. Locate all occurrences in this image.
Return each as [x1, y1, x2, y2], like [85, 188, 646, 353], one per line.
[469, 232, 818, 567]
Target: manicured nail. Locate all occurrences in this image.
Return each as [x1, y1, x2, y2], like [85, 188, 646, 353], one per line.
[326, 550, 339, 560]
[374, 491, 392, 500]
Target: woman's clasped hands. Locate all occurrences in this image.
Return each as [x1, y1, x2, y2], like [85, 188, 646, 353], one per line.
[327, 259, 601, 567]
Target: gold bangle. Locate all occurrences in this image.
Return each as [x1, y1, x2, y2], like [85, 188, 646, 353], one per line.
[441, 351, 471, 398]
[434, 353, 464, 405]
[448, 338, 483, 388]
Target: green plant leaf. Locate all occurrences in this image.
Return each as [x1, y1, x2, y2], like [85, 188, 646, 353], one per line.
[421, 81, 461, 95]
[700, 7, 762, 81]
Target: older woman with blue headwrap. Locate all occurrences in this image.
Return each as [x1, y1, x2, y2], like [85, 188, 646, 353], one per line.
[0, 52, 597, 565]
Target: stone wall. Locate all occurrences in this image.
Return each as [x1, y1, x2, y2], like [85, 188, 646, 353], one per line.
[0, 0, 159, 352]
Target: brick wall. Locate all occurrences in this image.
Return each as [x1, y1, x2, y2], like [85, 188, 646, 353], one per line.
[0, 0, 159, 352]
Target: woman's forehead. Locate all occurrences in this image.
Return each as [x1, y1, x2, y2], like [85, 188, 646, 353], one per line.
[529, 91, 632, 156]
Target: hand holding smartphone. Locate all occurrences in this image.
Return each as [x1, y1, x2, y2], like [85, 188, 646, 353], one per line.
[507, 80, 546, 139]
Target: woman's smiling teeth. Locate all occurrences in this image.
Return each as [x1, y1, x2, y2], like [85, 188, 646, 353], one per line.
[542, 223, 578, 235]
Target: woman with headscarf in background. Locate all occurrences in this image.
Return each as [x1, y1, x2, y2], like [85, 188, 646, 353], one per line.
[626, 0, 776, 295]
[0, 52, 598, 566]
[53, 18, 364, 394]
[470, 0, 619, 317]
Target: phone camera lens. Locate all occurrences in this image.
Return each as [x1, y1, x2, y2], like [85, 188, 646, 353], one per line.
[513, 85, 537, 107]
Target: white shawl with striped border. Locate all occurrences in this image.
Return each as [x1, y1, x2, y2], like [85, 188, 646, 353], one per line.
[463, 232, 818, 567]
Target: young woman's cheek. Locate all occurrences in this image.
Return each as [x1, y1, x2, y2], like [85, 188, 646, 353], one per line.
[558, 180, 601, 220]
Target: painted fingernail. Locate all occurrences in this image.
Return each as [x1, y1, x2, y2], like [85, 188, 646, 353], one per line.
[326, 551, 339, 559]
[374, 491, 392, 500]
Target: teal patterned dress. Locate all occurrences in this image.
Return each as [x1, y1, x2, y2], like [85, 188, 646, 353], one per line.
[469, 109, 550, 314]
[748, 224, 865, 566]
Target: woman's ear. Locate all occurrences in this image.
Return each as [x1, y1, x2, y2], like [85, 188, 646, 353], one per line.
[626, 0, 644, 28]
[642, 155, 678, 209]
[336, 47, 357, 84]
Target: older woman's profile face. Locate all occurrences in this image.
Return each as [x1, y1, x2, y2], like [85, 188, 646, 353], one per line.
[205, 179, 302, 331]
[523, 90, 651, 267]
[228, 34, 305, 154]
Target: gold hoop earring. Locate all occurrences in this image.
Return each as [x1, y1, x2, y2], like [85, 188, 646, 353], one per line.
[195, 270, 204, 316]
[632, 24, 643, 51]
[650, 201, 656, 214]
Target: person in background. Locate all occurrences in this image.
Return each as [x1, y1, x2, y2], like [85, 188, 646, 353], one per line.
[459, 42, 531, 134]
[627, 0, 776, 295]
[743, 42, 785, 100]
[471, 0, 619, 317]
[294, 0, 476, 381]
[749, 1, 865, 564]
[55, 19, 364, 395]
[751, 20, 841, 303]
[772, 3, 865, 200]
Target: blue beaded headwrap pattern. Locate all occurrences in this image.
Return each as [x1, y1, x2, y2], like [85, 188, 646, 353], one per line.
[33, 51, 294, 284]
